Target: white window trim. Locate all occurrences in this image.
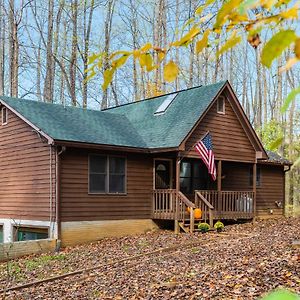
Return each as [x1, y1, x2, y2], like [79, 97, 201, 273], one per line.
[1, 107, 7, 125]
[13, 225, 49, 242]
[217, 96, 225, 114]
[0, 219, 55, 243]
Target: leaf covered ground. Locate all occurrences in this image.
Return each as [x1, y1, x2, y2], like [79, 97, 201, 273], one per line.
[0, 217, 299, 299]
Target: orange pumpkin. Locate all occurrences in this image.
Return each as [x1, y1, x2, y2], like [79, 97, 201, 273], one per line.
[194, 208, 202, 219]
[186, 207, 191, 213]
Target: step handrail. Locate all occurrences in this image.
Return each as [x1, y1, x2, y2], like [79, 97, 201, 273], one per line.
[177, 191, 195, 233]
[195, 192, 214, 209]
[195, 191, 214, 227]
[178, 191, 195, 208]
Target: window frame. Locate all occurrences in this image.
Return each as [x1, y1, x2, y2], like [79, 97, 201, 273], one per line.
[1, 107, 8, 125]
[88, 154, 127, 195]
[153, 158, 173, 189]
[217, 96, 225, 114]
[13, 226, 49, 242]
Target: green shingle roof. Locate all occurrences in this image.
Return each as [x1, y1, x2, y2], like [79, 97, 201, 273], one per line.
[263, 150, 292, 165]
[106, 81, 226, 148]
[0, 81, 226, 149]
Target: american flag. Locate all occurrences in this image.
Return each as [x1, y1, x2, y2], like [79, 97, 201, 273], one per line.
[194, 133, 216, 181]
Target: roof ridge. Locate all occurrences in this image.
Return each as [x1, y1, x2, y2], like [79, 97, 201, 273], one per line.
[103, 81, 227, 112]
[0, 81, 227, 114]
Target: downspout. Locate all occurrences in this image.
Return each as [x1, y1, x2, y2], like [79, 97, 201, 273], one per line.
[49, 146, 53, 238]
[56, 146, 66, 249]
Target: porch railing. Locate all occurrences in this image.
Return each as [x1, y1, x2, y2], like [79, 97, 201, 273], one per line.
[152, 189, 195, 232]
[196, 190, 255, 218]
[153, 189, 255, 225]
[153, 189, 177, 220]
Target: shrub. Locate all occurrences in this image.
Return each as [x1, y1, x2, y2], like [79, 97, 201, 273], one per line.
[198, 222, 210, 233]
[214, 221, 225, 232]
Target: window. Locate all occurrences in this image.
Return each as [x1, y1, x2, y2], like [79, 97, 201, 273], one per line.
[155, 160, 171, 189]
[0, 225, 3, 243]
[14, 227, 48, 241]
[1, 107, 7, 125]
[154, 93, 178, 115]
[180, 162, 192, 194]
[89, 155, 126, 193]
[180, 160, 208, 194]
[217, 96, 225, 114]
[249, 166, 261, 187]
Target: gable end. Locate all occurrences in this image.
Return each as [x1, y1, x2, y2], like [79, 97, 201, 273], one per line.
[181, 82, 267, 162]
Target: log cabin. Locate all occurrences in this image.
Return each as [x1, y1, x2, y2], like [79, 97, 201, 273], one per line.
[0, 81, 291, 246]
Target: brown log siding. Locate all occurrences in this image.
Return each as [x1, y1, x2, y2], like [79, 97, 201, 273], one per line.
[60, 149, 153, 221]
[184, 96, 256, 162]
[222, 162, 252, 191]
[0, 108, 55, 221]
[256, 164, 284, 217]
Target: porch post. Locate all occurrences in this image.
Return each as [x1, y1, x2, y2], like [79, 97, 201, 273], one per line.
[174, 155, 180, 234]
[217, 160, 222, 216]
[252, 162, 257, 216]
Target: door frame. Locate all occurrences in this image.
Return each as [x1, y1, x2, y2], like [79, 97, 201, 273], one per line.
[153, 158, 173, 189]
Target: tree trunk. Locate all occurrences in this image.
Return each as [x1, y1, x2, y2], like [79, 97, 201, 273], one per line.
[43, 0, 54, 102]
[82, 0, 95, 108]
[0, 0, 5, 95]
[9, 0, 18, 97]
[255, 47, 262, 130]
[101, 0, 115, 109]
[36, 40, 42, 100]
[69, 0, 78, 106]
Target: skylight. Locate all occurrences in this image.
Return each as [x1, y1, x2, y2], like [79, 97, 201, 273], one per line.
[154, 93, 178, 115]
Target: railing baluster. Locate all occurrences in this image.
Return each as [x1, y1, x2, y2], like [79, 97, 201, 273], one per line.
[158, 191, 160, 214]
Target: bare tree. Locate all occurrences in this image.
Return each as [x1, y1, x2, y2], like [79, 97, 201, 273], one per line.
[81, 0, 95, 108]
[43, 0, 54, 102]
[8, 0, 18, 97]
[0, 0, 5, 95]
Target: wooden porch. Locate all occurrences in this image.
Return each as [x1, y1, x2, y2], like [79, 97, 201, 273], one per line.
[152, 189, 255, 232]
[153, 156, 257, 232]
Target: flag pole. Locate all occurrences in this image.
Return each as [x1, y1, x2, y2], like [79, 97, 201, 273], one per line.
[178, 130, 210, 163]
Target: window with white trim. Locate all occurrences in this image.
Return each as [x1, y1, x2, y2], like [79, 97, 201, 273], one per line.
[14, 226, 48, 241]
[1, 107, 7, 125]
[89, 155, 126, 193]
[217, 96, 225, 114]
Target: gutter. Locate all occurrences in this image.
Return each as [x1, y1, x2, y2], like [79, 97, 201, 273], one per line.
[52, 140, 179, 154]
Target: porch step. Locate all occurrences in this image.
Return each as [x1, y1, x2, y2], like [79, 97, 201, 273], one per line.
[179, 222, 217, 233]
[178, 221, 200, 233]
[178, 222, 190, 233]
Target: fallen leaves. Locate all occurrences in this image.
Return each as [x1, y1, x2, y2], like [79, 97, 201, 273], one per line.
[0, 218, 299, 299]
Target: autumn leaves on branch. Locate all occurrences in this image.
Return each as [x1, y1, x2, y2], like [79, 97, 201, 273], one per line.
[87, 0, 300, 106]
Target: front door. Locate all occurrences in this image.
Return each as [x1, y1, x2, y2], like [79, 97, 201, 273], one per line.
[155, 160, 172, 189]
